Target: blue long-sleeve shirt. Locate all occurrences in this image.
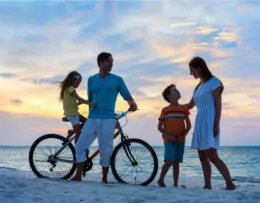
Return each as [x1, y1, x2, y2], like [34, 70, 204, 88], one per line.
[87, 73, 132, 119]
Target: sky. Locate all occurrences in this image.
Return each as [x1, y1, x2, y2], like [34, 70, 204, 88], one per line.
[0, 0, 260, 146]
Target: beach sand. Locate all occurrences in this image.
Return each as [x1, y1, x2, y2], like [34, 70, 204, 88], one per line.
[0, 168, 259, 203]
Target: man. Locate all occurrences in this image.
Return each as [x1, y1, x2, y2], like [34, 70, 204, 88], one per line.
[71, 52, 137, 183]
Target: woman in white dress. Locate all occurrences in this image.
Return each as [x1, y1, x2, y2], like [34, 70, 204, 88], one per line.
[186, 57, 236, 190]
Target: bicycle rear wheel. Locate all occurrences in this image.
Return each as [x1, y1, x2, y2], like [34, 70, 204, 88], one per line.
[29, 134, 76, 179]
[111, 138, 158, 186]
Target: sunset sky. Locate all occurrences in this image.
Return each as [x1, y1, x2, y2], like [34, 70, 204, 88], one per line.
[0, 0, 260, 146]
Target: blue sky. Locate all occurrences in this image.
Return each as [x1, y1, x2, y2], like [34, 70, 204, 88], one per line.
[0, 0, 260, 146]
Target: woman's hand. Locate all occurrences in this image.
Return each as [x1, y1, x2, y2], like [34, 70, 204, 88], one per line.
[213, 122, 219, 137]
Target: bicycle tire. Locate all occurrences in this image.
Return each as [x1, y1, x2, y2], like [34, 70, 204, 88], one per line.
[29, 134, 76, 179]
[111, 138, 158, 186]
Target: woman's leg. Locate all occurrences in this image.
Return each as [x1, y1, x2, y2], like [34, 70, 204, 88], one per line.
[198, 149, 212, 189]
[157, 160, 173, 187]
[208, 148, 236, 190]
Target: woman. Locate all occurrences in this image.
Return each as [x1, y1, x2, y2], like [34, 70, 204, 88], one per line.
[186, 56, 236, 190]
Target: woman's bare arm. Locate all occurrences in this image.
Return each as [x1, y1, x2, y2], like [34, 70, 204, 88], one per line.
[185, 98, 195, 110]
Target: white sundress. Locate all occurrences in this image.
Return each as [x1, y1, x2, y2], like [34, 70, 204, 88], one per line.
[191, 77, 222, 150]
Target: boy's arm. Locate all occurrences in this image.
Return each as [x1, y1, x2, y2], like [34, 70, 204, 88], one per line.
[158, 121, 177, 142]
[177, 116, 192, 142]
[183, 116, 192, 136]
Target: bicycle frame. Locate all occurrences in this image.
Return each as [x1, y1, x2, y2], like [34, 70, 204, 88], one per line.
[52, 110, 138, 167]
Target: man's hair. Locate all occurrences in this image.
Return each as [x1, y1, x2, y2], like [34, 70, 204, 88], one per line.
[162, 84, 176, 103]
[97, 52, 112, 67]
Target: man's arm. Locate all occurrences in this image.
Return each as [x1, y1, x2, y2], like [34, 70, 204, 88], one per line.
[127, 97, 137, 111]
[118, 77, 137, 111]
[87, 78, 93, 111]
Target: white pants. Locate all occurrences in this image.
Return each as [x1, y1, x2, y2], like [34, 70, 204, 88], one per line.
[75, 118, 116, 167]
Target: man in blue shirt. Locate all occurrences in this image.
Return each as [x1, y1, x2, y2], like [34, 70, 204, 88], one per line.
[72, 52, 137, 183]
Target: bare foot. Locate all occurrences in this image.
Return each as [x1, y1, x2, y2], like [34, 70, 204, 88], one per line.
[157, 179, 166, 187]
[226, 183, 236, 190]
[203, 185, 212, 190]
[102, 178, 108, 184]
[71, 176, 82, 182]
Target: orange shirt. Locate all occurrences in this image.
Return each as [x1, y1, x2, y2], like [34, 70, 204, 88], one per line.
[158, 105, 190, 143]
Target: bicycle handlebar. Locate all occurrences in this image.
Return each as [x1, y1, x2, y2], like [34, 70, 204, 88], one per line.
[114, 109, 133, 120]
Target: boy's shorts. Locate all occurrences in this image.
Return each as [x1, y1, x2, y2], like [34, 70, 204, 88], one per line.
[164, 142, 185, 163]
[66, 114, 80, 126]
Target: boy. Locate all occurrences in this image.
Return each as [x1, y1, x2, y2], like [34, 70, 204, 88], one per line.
[157, 84, 191, 187]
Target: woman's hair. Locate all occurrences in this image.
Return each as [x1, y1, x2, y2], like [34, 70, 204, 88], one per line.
[59, 71, 82, 101]
[189, 56, 213, 81]
[189, 56, 224, 93]
[162, 84, 176, 103]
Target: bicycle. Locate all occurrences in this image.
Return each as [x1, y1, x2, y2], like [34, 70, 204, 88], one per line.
[29, 109, 158, 186]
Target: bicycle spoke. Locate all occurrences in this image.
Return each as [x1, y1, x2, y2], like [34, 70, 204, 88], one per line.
[111, 139, 158, 185]
[29, 134, 76, 179]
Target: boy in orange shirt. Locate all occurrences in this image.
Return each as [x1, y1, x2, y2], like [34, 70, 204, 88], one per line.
[157, 84, 191, 187]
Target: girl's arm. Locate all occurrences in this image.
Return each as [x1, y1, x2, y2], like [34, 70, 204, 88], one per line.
[71, 91, 96, 107]
[213, 87, 222, 137]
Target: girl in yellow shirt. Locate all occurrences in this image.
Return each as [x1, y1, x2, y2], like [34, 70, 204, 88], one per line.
[59, 71, 96, 143]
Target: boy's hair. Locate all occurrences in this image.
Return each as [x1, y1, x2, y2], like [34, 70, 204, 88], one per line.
[162, 84, 176, 103]
[59, 71, 82, 101]
[97, 52, 112, 67]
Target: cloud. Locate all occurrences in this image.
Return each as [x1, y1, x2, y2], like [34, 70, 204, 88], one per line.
[21, 75, 65, 85]
[9, 99, 22, 105]
[0, 73, 15, 78]
[196, 26, 219, 35]
[0, 0, 260, 146]
[169, 22, 196, 27]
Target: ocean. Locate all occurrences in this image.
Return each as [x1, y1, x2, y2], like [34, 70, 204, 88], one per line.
[0, 145, 259, 184]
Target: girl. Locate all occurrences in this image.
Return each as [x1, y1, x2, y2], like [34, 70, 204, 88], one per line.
[59, 71, 96, 143]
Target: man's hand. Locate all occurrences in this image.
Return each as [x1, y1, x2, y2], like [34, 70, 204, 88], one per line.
[128, 100, 137, 112]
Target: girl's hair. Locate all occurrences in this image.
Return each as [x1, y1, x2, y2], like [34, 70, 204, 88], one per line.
[59, 71, 82, 101]
[162, 84, 176, 103]
[189, 56, 224, 93]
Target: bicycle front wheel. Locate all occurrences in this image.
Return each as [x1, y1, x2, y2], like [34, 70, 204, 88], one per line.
[29, 134, 76, 179]
[111, 138, 158, 186]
